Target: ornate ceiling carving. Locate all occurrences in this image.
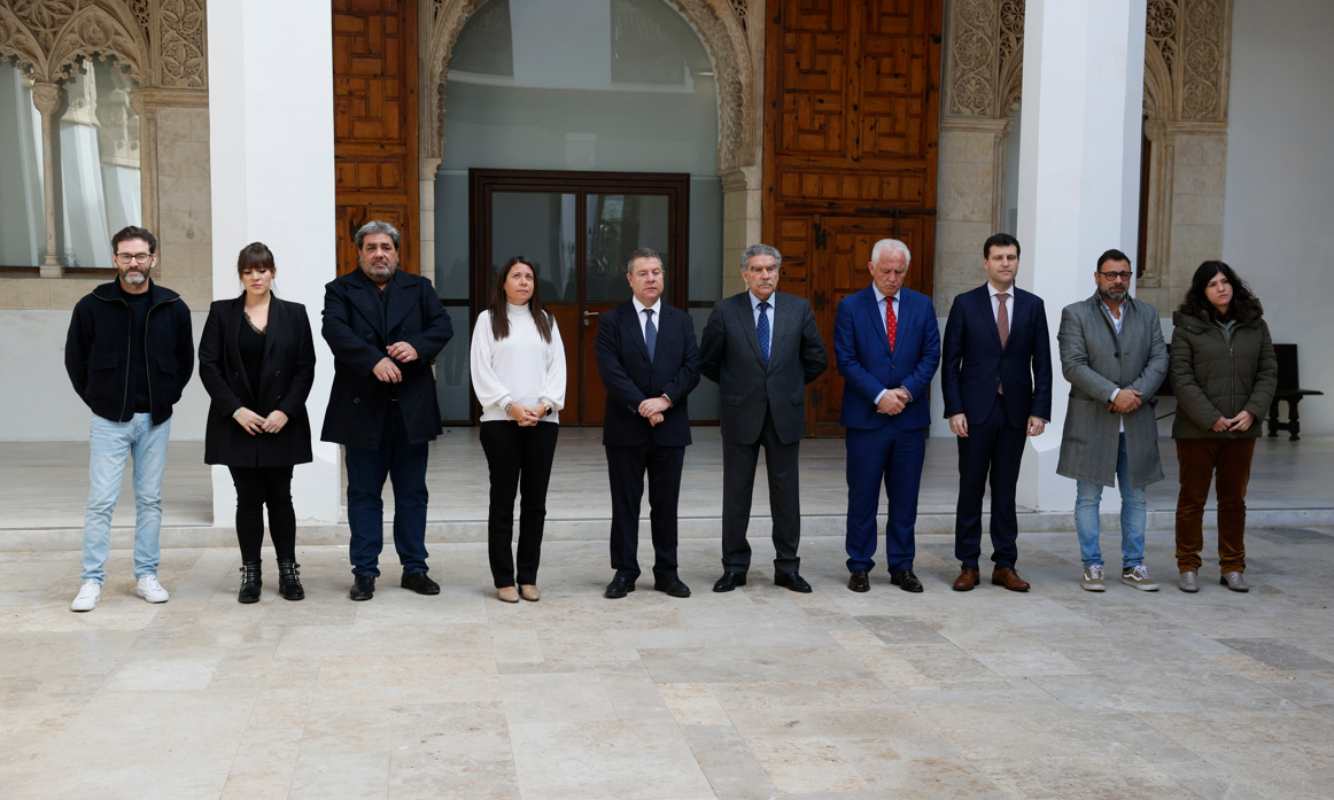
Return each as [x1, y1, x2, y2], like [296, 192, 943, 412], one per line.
[0, 0, 205, 89]
[425, 0, 756, 170]
[945, 0, 1231, 123]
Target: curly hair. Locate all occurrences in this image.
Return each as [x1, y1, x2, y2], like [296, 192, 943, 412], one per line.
[1178, 260, 1263, 322]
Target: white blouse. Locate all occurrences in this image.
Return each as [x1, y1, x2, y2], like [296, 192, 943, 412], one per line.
[470, 304, 567, 424]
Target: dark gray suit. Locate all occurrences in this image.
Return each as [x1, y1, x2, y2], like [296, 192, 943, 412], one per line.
[700, 290, 827, 574]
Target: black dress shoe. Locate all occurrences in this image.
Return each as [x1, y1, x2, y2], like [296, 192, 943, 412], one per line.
[890, 570, 924, 593]
[774, 571, 813, 593]
[712, 571, 747, 592]
[653, 577, 692, 598]
[604, 575, 636, 599]
[349, 574, 375, 601]
[401, 572, 440, 595]
[848, 571, 870, 593]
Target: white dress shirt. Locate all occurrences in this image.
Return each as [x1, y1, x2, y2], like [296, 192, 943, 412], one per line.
[631, 296, 663, 342]
[469, 303, 566, 423]
[1102, 300, 1126, 432]
[987, 281, 1013, 323]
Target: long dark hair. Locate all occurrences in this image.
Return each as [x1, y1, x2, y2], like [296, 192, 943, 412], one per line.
[1178, 260, 1263, 322]
[489, 257, 553, 342]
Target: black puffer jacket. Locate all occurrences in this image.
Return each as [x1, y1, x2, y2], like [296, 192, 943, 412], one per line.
[64, 281, 194, 425]
[1169, 306, 1276, 439]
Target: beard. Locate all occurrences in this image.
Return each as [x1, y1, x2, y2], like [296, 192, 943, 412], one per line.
[362, 262, 396, 284]
[121, 268, 148, 286]
[1098, 287, 1126, 303]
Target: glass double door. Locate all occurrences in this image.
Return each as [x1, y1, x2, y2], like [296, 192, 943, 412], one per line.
[471, 170, 690, 425]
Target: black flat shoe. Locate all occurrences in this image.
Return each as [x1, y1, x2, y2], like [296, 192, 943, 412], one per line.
[237, 562, 262, 604]
[653, 577, 692, 598]
[775, 571, 813, 593]
[277, 561, 304, 601]
[401, 572, 440, 595]
[604, 575, 636, 599]
[890, 570, 924, 593]
[848, 571, 870, 593]
[712, 571, 747, 592]
[349, 574, 375, 601]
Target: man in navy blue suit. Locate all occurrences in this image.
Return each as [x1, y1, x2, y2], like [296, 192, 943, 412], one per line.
[835, 239, 941, 593]
[941, 232, 1053, 592]
[596, 248, 700, 600]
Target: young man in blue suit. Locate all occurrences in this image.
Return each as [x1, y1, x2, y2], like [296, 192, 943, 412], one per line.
[835, 239, 941, 593]
[596, 248, 701, 600]
[941, 232, 1053, 592]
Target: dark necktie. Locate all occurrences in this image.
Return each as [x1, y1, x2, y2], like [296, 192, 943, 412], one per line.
[756, 301, 770, 364]
[643, 308, 657, 361]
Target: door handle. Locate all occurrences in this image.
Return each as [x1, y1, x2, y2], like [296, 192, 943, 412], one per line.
[582, 309, 600, 327]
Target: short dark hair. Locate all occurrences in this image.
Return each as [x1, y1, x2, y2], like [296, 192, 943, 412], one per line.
[111, 226, 157, 255]
[983, 232, 1020, 259]
[1096, 248, 1132, 271]
[625, 247, 664, 273]
[237, 242, 275, 276]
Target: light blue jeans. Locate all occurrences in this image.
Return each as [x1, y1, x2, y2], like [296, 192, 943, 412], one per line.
[1075, 433, 1147, 569]
[81, 413, 171, 583]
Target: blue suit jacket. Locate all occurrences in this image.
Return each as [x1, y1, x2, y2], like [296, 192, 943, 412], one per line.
[941, 284, 1053, 427]
[835, 285, 940, 431]
[595, 300, 700, 448]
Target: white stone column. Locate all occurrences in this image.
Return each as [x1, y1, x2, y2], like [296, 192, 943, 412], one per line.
[1014, 0, 1146, 512]
[207, 0, 341, 524]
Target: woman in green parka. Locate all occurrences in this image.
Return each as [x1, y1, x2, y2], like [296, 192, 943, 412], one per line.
[1169, 261, 1277, 594]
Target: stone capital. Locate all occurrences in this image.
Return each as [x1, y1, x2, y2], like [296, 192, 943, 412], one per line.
[30, 81, 62, 115]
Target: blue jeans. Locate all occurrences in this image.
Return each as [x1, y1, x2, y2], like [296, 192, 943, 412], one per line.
[345, 408, 430, 577]
[1074, 433, 1147, 569]
[81, 413, 171, 583]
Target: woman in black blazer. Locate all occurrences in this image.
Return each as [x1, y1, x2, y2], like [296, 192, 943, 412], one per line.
[199, 243, 316, 603]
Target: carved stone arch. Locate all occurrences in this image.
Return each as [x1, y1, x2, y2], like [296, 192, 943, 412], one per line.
[47, 2, 148, 83]
[424, 0, 755, 170]
[1142, 40, 1173, 120]
[0, 5, 51, 78]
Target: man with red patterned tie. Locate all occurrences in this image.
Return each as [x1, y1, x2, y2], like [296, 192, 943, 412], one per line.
[834, 239, 941, 593]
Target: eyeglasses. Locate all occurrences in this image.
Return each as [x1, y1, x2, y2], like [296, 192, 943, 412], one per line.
[1098, 271, 1132, 281]
[115, 253, 152, 265]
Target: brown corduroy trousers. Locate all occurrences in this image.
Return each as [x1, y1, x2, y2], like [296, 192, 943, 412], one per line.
[1174, 438, 1257, 573]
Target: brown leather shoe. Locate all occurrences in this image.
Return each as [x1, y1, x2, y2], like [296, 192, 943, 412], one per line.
[991, 566, 1030, 592]
[952, 567, 980, 592]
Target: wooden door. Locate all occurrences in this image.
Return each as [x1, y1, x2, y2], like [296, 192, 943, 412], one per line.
[333, 0, 419, 275]
[763, 0, 943, 435]
[471, 170, 690, 426]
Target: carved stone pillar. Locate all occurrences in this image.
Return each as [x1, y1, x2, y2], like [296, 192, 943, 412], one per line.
[721, 165, 761, 296]
[31, 81, 63, 278]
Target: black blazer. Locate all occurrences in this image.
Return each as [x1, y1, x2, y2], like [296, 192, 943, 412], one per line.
[596, 300, 700, 448]
[699, 291, 826, 445]
[199, 295, 315, 467]
[941, 284, 1053, 427]
[320, 269, 453, 449]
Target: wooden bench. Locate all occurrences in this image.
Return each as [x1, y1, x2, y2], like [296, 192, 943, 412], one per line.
[1267, 343, 1324, 441]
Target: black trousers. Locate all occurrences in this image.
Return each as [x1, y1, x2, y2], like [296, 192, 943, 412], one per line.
[606, 443, 684, 581]
[953, 398, 1026, 569]
[479, 420, 559, 587]
[721, 411, 801, 575]
[227, 465, 296, 563]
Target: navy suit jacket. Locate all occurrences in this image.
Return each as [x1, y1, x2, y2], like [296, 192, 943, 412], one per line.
[835, 285, 940, 431]
[596, 300, 700, 448]
[941, 284, 1053, 428]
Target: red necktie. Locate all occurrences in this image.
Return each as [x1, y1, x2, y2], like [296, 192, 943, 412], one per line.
[885, 296, 897, 351]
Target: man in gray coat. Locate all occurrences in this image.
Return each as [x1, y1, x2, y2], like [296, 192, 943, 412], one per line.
[700, 243, 828, 593]
[1057, 249, 1168, 592]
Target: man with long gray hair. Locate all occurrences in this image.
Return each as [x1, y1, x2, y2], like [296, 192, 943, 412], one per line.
[321, 220, 453, 601]
[700, 243, 827, 593]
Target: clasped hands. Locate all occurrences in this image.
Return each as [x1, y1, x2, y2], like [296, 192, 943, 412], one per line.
[875, 388, 911, 416]
[1106, 388, 1143, 415]
[1211, 410, 1255, 433]
[233, 407, 288, 436]
[638, 395, 670, 427]
[507, 401, 548, 427]
[372, 341, 420, 384]
[948, 413, 1045, 438]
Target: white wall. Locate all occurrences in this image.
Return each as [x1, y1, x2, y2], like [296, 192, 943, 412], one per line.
[1223, 0, 1334, 434]
[1, 308, 209, 441]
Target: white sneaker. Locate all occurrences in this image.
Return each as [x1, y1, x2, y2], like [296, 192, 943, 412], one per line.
[1080, 564, 1106, 592]
[1121, 564, 1160, 592]
[70, 580, 101, 612]
[135, 574, 169, 603]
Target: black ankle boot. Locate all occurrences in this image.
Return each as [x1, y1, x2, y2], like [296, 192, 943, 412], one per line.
[278, 560, 305, 601]
[238, 562, 262, 604]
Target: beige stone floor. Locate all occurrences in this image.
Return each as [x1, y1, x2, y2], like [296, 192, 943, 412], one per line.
[4, 529, 1334, 799]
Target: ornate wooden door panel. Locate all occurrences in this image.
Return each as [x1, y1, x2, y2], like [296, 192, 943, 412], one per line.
[763, 0, 942, 434]
[333, 0, 419, 275]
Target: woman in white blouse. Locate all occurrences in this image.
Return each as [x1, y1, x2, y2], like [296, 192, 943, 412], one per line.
[470, 257, 567, 603]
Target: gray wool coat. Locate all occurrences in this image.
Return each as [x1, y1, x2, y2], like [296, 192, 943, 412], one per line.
[1057, 294, 1169, 488]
